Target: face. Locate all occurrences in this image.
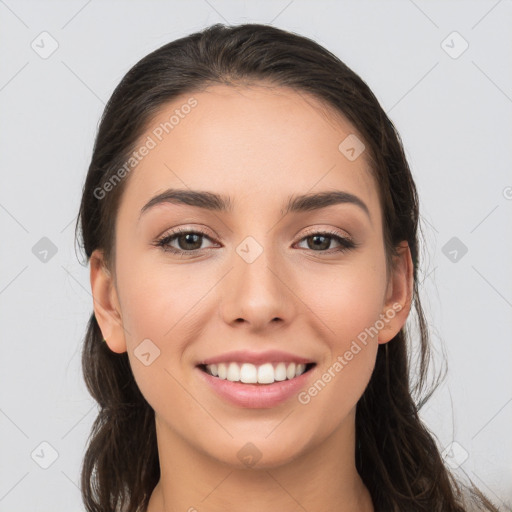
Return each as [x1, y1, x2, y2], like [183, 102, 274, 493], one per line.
[91, 83, 411, 468]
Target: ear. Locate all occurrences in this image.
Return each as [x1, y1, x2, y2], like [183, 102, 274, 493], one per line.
[377, 241, 414, 344]
[89, 249, 127, 354]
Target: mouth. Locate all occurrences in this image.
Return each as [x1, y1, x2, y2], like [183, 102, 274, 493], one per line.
[196, 361, 317, 385]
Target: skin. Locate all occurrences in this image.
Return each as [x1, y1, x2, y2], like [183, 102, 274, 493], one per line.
[90, 83, 413, 512]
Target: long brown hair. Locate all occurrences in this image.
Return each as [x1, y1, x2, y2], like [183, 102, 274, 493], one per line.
[75, 22, 500, 512]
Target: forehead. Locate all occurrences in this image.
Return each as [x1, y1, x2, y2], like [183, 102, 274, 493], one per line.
[119, 83, 380, 223]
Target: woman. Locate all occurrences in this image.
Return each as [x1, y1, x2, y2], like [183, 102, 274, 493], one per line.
[76, 22, 499, 512]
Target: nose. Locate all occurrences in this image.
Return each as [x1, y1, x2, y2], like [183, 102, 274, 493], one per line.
[220, 239, 297, 332]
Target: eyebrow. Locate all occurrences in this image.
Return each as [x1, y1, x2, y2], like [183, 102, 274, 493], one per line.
[139, 188, 371, 222]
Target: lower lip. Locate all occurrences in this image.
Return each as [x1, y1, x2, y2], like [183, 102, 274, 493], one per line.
[196, 365, 315, 409]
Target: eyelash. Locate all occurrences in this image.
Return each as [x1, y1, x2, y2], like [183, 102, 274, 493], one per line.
[154, 227, 357, 257]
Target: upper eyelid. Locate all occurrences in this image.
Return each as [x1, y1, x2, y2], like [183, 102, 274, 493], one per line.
[300, 225, 352, 240]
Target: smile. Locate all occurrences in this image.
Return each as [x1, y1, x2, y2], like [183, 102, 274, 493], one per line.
[196, 362, 317, 409]
[199, 362, 315, 385]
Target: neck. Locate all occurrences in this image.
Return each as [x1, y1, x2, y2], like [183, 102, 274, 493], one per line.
[146, 408, 374, 512]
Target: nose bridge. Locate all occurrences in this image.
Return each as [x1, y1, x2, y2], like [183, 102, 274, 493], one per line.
[235, 232, 281, 297]
[221, 231, 294, 326]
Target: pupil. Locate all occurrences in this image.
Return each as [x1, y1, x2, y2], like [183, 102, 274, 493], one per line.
[180, 233, 201, 250]
[310, 235, 329, 250]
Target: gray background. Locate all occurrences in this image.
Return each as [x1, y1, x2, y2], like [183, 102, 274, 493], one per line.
[1, 0, 511, 510]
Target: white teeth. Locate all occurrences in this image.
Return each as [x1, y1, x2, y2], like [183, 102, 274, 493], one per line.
[204, 361, 310, 384]
[240, 363, 258, 383]
[274, 362, 287, 381]
[227, 362, 240, 382]
[257, 363, 274, 384]
[217, 363, 227, 379]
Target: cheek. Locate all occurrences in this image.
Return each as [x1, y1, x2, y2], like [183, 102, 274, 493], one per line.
[296, 266, 383, 434]
[114, 254, 207, 414]
[115, 246, 214, 345]
[295, 253, 386, 405]
[301, 252, 388, 346]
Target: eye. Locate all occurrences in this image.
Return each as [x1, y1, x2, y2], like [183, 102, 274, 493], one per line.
[155, 228, 216, 255]
[295, 229, 356, 253]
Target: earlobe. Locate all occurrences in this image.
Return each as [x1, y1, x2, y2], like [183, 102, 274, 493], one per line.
[377, 242, 414, 345]
[89, 249, 127, 354]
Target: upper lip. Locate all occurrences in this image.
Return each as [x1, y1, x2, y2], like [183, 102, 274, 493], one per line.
[197, 350, 315, 366]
